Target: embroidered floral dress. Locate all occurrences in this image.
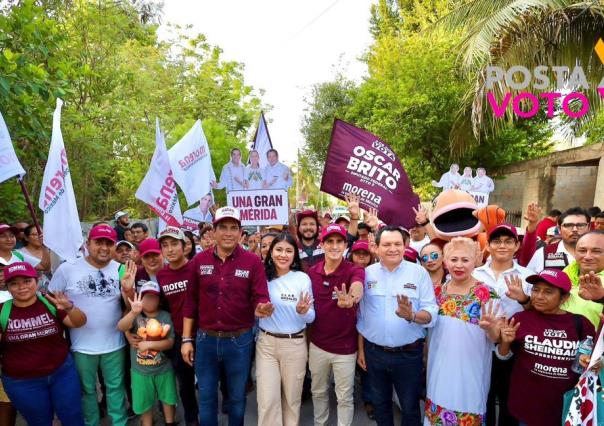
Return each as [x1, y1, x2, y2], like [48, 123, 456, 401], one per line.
[424, 282, 499, 426]
[244, 165, 265, 190]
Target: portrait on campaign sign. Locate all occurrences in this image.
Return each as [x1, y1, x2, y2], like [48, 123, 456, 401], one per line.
[320, 119, 419, 229]
[227, 189, 289, 226]
[182, 192, 214, 231]
[432, 165, 495, 194]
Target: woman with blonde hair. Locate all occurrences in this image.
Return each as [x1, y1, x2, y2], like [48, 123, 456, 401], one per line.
[425, 237, 500, 425]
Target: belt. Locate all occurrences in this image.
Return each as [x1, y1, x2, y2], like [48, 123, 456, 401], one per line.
[200, 328, 251, 338]
[366, 338, 424, 353]
[260, 328, 305, 339]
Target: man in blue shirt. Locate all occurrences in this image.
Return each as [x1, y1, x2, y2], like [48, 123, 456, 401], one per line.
[357, 225, 438, 425]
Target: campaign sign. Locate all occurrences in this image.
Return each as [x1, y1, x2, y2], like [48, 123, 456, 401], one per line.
[469, 191, 489, 207]
[227, 189, 289, 226]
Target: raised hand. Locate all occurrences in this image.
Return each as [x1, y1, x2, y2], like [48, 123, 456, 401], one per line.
[255, 302, 275, 318]
[524, 202, 542, 231]
[579, 272, 604, 301]
[46, 291, 74, 311]
[412, 203, 429, 225]
[365, 207, 379, 230]
[479, 301, 500, 331]
[296, 292, 313, 315]
[335, 284, 354, 309]
[121, 260, 137, 291]
[504, 275, 529, 303]
[395, 294, 413, 321]
[500, 317, 520, 343]
[345, 192, 360, 219]
[128, 292, 143, 314]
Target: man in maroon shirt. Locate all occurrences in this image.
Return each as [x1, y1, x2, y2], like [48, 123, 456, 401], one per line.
[535, 209, 561, 242]
[308, 223, 364, 426]
[181, 207, 273, 426]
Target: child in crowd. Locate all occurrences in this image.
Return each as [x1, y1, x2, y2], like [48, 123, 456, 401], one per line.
[118, 281, 178, 426]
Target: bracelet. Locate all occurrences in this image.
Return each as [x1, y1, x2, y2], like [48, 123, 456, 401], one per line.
[495, 344, 514, 361]
[407, 312, 416, 323]
[521, 296, 531, 306]
[417, 219, 430, 227]
[182, 337, 194, 343]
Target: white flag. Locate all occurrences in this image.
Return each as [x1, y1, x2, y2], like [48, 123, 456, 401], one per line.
[136, 118, 183, 227]
[0, 110, 25, 183]
[252, 112, 273, 169]
[38, 99, 83, 262]
[168, 119, 216, 206]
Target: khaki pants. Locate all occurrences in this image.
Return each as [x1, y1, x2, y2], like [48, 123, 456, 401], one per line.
[256, 331, 308, 426]
[308, 342, 357, 426]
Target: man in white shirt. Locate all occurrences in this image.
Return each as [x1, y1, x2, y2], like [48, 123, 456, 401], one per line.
[357, 226, 437, 425]
[472, 223, 532, 426]
[527, 207, 591, 273]
[182, 192, 213, 231]
[49, 225, 128, 426]
[213, 148, 245, 192]
[472, 167, 495, 193]
[263, 149, 292, 190]
[408, 226, 430, 253]
[431, 163, 460, 190]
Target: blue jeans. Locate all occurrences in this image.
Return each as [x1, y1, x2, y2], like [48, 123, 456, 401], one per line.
[195, 329, 254, 426]
[365, 339, 423, 426]
[3, 353, 84, 426]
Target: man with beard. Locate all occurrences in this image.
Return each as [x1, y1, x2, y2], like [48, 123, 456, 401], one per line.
[113, 211, 130, 241]
[296, 210, 324, 271]
[527, 207, 591, 273]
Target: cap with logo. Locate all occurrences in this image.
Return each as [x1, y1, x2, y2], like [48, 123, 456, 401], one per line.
[320, 224, 347, 242]
[351, 240, 370, 253]
[404, 247, 419, 263]
[88, 225, 117, 243]
[0, 224, 17, 235]
[139, 280, 161, 296]
[138, 238, 161, 256]
[526, 268, 572, 293]
[158, 226, 185, 242]
[114, 211, 128, 221]
[488, 223, 518, 241]
[4, 262, 37, 282]
[213, 207, 241, 226]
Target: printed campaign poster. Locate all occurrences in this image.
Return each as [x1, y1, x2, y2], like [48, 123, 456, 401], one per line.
[227, 189, 289, 226]
[320, 119, 419, 229]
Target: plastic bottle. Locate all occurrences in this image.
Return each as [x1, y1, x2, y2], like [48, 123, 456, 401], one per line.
[572, 336, 594, 374]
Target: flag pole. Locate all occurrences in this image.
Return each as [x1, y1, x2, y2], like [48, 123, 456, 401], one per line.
[17, 176, 42, 236]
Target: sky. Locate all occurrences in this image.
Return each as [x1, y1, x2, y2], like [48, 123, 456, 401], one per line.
[159, 0, 375, 165]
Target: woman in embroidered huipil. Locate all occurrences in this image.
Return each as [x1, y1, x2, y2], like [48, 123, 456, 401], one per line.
[244, 149, 265, 191]
[425, 237, 500, 426]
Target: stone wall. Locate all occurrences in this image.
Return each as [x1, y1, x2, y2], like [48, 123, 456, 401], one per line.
[550, 166, 598, 211]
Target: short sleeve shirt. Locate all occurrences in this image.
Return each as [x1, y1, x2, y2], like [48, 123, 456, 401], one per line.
[129, 310, 175, 375]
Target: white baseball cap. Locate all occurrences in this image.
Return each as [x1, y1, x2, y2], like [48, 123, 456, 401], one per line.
[114, 211, 128, 221]
[158, 226, 185, 242]
[213, 207, 241, 226]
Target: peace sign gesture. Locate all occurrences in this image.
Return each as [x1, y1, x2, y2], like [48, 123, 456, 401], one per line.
[127, 292, 143, 314]
[335, 284, 354, 309]
[395, 295, 413, 321]
[504, 275, 528, 304]
[500, 317, 520, 344]
[412, 203, 429, 225]
[296, 292, 313, 315]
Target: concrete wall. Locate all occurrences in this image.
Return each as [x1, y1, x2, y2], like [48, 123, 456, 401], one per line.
[551, 166, 598, 211]
[490, 171, 526, 213]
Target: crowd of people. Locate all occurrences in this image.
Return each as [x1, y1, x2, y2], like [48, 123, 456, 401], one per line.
[0, 197, 604, 426]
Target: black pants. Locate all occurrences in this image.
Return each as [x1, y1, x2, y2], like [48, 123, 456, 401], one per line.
[486, 353, 518, 426]
[172, 336, 199, 424]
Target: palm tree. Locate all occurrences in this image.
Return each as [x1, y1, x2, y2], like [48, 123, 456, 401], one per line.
[437, 0, 604, 153]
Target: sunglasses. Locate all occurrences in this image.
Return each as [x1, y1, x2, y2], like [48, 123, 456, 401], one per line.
[421, 252, 440, 263]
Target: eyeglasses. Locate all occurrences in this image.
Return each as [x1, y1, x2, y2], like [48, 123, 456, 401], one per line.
[560, 223, 588, 230]
[489, 239, 517, 247]
[98, 270, 109, 289]
[421, 252, 440, 263]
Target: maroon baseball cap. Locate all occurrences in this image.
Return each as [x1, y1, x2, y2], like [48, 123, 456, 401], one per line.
[138, 238, 161, 257]
[404, 247, 419, 263]
[320, 224, 347, 242]
[526, 269, 572, 293]
[4, 262, 37, 282]
[488, 223, 518, 241]
[0, 224, 17, 235]
[296, 210, 318, 225]
[351, 240, 370, 253]
[88, 225, 117, 243]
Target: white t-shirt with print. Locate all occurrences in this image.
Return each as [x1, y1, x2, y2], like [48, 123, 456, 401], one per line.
[49, 257, 125, 354]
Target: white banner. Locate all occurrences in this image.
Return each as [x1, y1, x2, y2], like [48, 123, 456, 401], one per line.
[469, 191, 489, 207]
[136, 118, 183, 227]
[252, 112, 273, 169]
[227, 189, 288, 226]
[168, 120, 216, 206]
[0, 110, 25, 184]
[38, 99, 83, 262]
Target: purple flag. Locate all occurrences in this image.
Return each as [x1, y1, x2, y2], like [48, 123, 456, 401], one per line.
[320, 119, 419, 229]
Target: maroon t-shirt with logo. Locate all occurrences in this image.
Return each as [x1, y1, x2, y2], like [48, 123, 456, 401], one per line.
[308, 259, 365, 355]
[157, 262, 195, 336]
[1, 299, 68, 378]
[508, 309, 594, 426]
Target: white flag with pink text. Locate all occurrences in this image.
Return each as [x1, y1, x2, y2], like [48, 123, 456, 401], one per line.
[136, 118, 183, 227]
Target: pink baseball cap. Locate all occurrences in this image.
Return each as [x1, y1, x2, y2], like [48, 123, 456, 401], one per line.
[139, 280, 161, 296]
[4, 262, 37, 282]
[404, 247, 419, 263]
[488, 223, 518, 241]
[88, 225, 117, 243]
[526, 269, 572, 293]
[351, 240, 370, 253]
[320, 224, 347, 242]
[0, 224, 17, 235]
[138, 238, 161, 257]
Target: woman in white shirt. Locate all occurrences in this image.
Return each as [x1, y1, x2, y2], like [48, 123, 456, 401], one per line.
[244, 150, 265, 191]
[256, 233, 315, 426]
